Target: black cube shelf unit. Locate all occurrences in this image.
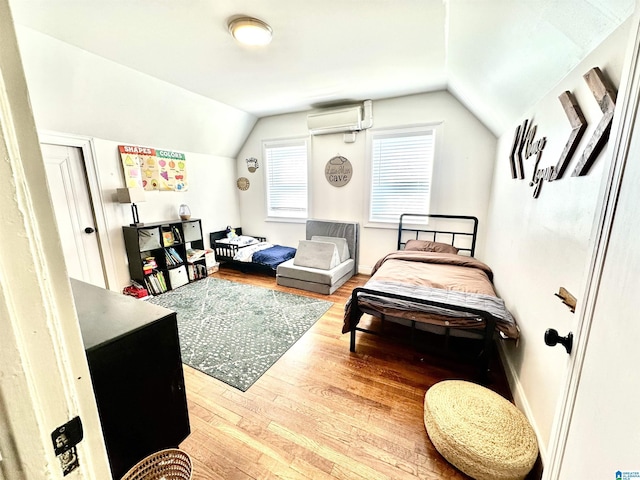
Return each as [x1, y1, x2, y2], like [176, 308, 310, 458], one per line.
[123, 218, 207, 295]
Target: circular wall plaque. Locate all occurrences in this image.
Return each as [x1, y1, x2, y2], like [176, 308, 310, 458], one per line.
[325, 156, 353, 187]
[236, 177, 250, 191]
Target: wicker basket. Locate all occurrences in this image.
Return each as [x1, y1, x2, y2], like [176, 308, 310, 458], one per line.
[120, 448, 192, 480]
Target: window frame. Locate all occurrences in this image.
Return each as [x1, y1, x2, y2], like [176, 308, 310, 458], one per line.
[365, 123, 440, 229]
[262, 137, 310, 222]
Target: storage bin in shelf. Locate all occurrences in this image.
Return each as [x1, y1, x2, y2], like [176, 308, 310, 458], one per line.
[182, 221, 202, 243]
[138, 228, 162, 251]
[168, 265, 189, 289]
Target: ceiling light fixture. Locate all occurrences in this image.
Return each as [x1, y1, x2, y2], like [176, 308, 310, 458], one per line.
[228, 16, 273, 46]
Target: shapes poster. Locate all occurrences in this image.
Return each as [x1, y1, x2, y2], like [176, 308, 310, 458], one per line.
[119, 145, 187, 191]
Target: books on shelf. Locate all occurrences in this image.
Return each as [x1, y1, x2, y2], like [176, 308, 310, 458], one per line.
[188, 263, 208, 281]
[143, 270, 167, 295]
[142, 256, 157, 275]
[186, 248, 206, 263]
[165, 247, 183, 266]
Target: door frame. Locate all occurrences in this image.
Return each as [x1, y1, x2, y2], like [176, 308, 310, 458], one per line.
[543, 11, 640, 479]
[0, 1, 111, 476]
[39, 131, 118, 290]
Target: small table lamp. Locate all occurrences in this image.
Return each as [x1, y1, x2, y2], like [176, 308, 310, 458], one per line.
[117, 187, 146, 226]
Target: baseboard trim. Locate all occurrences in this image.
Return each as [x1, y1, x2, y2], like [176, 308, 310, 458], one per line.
[358, 264, 373, 275]
[497, 341, 548, 465]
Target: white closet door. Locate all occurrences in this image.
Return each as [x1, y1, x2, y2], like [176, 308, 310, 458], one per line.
[41, 143, 106, 288]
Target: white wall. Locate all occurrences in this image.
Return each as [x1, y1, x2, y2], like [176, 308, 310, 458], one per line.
[236, 91, 497, 271]
[15, 26, 256, 158]
[91, 138, 241, 289]
[13, 26, 250, 290]
[484, 21, 632, 459]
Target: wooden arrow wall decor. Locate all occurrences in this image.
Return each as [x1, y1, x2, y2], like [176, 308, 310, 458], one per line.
[509, 123, 523, 179]
[509, 119, 529, 179]
[508, 66, 619, 198]
[572, 67, 617, 177]
[552, 91, 587, 180]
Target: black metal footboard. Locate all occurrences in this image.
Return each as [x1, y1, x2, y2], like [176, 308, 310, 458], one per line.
[347, 287, 497, 381]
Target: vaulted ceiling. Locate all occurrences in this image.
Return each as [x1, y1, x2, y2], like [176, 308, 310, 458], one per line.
[8, 0, 635, 136]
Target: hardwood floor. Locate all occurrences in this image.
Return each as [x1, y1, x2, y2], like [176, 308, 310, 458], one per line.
[178, 267, 519, 479]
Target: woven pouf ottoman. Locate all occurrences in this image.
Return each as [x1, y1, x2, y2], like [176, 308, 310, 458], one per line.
[423, 380, 538, 480]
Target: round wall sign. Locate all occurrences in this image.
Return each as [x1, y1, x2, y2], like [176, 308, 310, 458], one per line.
[325, 156, 353, 187]
[236, 177, 250, 191]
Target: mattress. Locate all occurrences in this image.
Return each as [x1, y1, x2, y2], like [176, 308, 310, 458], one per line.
[343, 251, 519, 339]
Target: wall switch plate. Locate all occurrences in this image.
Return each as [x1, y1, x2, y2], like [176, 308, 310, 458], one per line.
[52, 417, 83, 475]
[51, 416, 83, 456]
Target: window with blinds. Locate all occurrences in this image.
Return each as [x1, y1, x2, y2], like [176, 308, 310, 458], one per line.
[369, 126, 436, 224]
[263, 138, 309, 219]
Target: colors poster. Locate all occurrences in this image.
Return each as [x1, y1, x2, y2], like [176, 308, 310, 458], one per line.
[119, 145, 187, 191]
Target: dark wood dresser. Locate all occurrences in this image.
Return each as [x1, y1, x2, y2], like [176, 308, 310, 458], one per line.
[71, 279, 190, 479]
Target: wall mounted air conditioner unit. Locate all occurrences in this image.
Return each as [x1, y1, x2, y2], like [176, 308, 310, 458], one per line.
[307, 100, 373, 135]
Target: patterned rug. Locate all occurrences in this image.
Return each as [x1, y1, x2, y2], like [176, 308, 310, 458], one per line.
[148, 277, 332, 391]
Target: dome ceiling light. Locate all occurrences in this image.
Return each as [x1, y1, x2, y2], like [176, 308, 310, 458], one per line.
[228, 16, 273, 46]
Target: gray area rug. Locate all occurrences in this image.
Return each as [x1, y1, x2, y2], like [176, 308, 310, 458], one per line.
[148, 277, 332, 391]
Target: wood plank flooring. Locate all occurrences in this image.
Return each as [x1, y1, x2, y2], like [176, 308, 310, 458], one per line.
[178, 267, 532, 479]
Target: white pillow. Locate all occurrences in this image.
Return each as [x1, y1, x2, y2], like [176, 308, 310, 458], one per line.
[230, 235, 260, 246]
[294, 240, 340, 270]
[311, 236, 350, 263]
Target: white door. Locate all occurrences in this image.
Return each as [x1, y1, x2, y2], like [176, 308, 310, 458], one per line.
[41, 143, 107, 288]
[546, 16, 640, 479]
[554, 119, 640, 475]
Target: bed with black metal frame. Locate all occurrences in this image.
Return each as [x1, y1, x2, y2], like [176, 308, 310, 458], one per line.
[343, 213, 518, 379]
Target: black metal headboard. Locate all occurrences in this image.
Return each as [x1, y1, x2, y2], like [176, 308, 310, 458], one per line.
[397, 214, 478, 257]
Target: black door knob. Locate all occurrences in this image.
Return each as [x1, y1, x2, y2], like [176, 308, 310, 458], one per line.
[84, 227, 95, 234]
[544, 328, 573, 354]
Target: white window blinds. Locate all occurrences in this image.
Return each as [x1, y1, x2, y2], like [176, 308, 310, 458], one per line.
[369, 127, 435, 223]
[264, 139, 308, 219]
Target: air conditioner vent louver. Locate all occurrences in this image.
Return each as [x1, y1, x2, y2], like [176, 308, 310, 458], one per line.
[307, 100, 372, 135]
